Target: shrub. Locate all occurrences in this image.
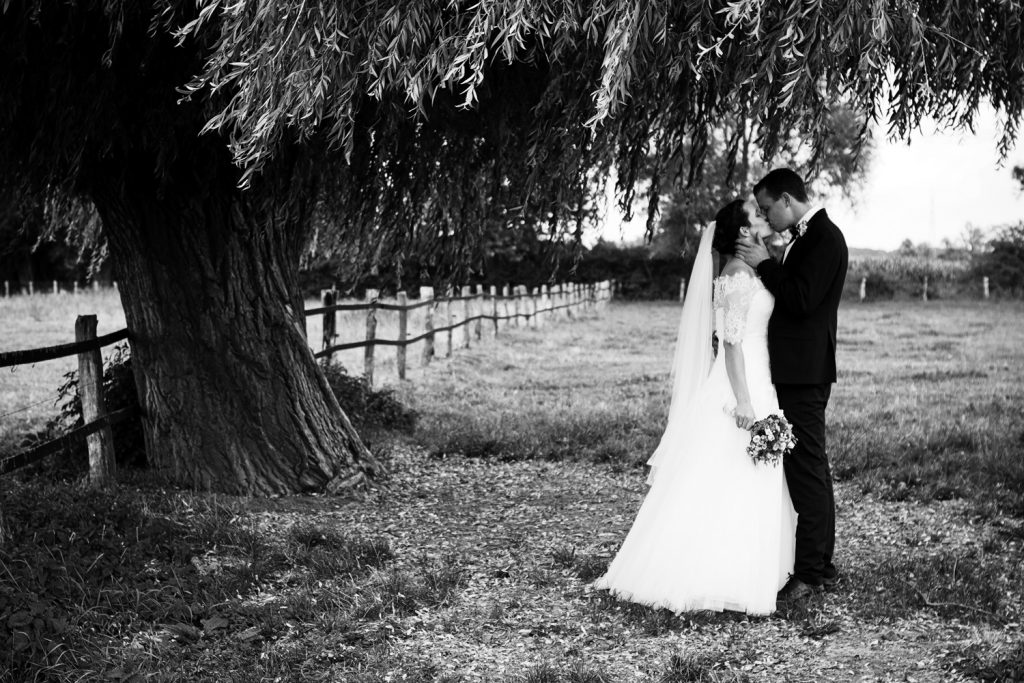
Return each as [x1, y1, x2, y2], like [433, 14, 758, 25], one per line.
[980, 223, 1024, 296]
[321, 363, 417, 431]
[862, 272, 894, 300]
[53, 342, 145, 469]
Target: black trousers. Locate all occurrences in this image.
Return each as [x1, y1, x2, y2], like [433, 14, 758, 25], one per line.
[775, 383, 835, 585]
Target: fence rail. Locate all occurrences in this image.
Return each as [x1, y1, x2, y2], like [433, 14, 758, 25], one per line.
[0, 406, 137, 476]
[0, 329, 129, 369]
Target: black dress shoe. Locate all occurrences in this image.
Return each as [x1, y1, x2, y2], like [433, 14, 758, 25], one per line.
[777, 577, 815, 602]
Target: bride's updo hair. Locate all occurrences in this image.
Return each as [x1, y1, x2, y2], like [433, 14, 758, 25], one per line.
[711, 199, 751, 256]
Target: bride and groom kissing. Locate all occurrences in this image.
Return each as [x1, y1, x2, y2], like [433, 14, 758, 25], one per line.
[594, 168, 848, 615]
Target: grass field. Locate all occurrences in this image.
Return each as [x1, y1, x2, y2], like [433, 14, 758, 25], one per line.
[2, 295, 1023, 681]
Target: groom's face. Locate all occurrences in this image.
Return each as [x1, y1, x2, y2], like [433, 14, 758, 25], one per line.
[755, 189, 796, 233]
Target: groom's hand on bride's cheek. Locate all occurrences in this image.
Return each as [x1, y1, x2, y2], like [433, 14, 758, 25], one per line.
[752, 234, 770, 263]
[736, 234, 769, 267]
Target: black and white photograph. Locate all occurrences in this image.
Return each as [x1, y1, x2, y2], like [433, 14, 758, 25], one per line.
[1, 2, 1022, 681]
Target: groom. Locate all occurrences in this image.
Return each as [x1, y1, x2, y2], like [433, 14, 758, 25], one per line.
[736, 168, 848, 601]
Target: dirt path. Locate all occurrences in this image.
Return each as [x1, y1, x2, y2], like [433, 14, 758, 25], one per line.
[251, 443, 1017, 682]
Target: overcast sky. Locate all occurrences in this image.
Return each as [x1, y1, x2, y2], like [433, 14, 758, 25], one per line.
[602, 106, 1024, 251]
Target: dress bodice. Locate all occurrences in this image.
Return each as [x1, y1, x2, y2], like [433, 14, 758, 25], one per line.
[713, 271, 774, 345]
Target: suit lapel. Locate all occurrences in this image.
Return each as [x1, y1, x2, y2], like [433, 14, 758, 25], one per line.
[784, 210, 827, 268]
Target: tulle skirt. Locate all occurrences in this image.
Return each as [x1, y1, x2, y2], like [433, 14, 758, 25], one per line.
[593, 342, 796, 615]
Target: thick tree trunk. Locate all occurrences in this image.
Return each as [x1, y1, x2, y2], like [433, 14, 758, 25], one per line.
[91, 156, 380, 495]
[0, 1, 380, 495]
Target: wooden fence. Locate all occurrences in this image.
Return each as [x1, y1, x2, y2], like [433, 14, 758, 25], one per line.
[0, 317, 130, 483]
[2, 280, 117, 297]
[0, 281, 612, 477]
[308, 281, 613, 386]
[677, 275, 996, 302]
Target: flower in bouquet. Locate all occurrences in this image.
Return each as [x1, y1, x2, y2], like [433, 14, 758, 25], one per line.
[747, 412, 796, 466]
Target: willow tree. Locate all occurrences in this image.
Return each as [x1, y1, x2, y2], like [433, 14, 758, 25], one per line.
[2, 1, 1021, 494]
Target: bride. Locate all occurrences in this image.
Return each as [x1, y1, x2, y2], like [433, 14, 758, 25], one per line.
[593, 199, 797, 615]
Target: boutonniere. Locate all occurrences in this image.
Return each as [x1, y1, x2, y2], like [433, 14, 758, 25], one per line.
[789, 221, 808, 240]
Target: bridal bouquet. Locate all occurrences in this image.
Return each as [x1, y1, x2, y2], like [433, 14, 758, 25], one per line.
[747, 413, 796, 466]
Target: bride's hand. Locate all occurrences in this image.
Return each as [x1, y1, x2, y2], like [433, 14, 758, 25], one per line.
[734, 402, 756, 430]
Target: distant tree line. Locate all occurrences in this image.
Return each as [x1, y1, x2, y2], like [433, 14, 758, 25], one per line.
[300, 238, 692, 301]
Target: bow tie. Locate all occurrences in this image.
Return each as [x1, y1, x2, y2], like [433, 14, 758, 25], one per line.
[789, 220, 809, 240]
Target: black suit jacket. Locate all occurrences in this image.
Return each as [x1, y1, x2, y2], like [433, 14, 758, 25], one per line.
[756, 209, 848, 385]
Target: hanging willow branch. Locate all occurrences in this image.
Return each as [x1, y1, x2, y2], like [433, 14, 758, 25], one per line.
[2, 0, 1023, 266]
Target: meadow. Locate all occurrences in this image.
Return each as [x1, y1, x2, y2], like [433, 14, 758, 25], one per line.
[1, 292, 1023, 681]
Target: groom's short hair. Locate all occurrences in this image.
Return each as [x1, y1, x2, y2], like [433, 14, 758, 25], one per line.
[754, 169, 809, 202]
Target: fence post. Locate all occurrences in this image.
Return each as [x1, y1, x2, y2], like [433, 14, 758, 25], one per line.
[397, 291, 408, 380]
[75, 315, 116, 487]
[473, 286, 483, 341]
[461, 285, 472, 348]
[522, 287, 532, 329]
[52, 280, 58, 295]
[445, 287, 454, 357]
[983, 276, 990, 300]
[679, 278, 687, 301]
[92, 281, 99, 293]
[3, 281, 7, 298]
[73, 281, 79, 296]
[421, 286, 435, 364]
[512, 285, 521, 327]
[859, 277, 867, 302]
[320, 289, 337, 365]
[364, 288, 379, 387]
[516, 287, 524, 327]
[28, 281, 34, 296]
[491, 286, 500, 336]
[922, 275, 929, 302]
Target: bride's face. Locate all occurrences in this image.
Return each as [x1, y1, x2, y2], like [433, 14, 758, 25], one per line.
[742, 196, 773, 239]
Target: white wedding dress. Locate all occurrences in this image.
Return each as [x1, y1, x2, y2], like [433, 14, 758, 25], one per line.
[594, 271, 797, 615]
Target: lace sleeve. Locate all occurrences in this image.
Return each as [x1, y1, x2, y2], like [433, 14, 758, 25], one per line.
[714, 272, 758, 344]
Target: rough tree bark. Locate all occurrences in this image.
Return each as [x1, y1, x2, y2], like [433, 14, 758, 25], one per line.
[90, 145, 380, 495]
